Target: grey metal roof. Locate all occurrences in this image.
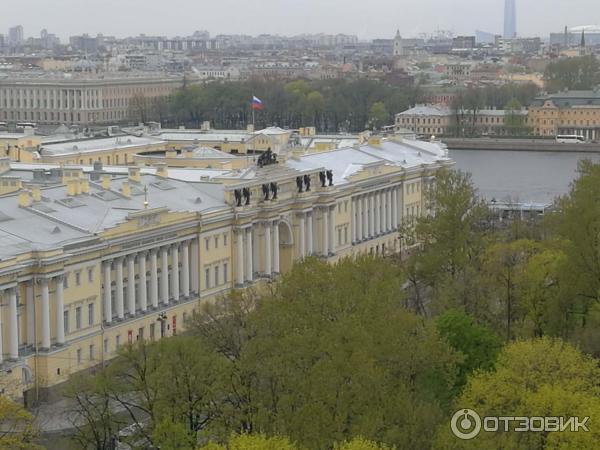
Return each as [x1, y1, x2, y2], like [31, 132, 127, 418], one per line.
[41, 136, 166, 156]
[285, 138, 449, 185]
[531, 90, 600, 107]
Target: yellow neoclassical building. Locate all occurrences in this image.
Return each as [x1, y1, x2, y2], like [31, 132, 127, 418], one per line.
[528, 90, 600, 139]
[0, 135, 452, 404]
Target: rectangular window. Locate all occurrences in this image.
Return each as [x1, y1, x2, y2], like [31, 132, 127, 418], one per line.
[224, 263, 228, 284]
[63, 274, 69, 289]
[214, 266, 219, 286]
[103, 338, 108, 354]
[89, 344, 94, 361]
[223, 234, 228, 246]
[88, 303, 94, 326]
[214, 236, 219, 248]
[150, 323, 156, 341]
[138, 327, 144, 341]
[75, 271, 81, 286]
[76, 348, 82, 365]
[88, 267, 94, 282]
[116, 335, 121, 348]
[75, 306, 82, 330]
[205, 238, 209, 251]
[64, 310, 69, 335]
[205, 268, 210, 289]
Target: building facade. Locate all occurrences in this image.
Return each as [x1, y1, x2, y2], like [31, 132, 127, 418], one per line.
[0, 137, 451, 403]
[528, 90, 600, 139]
[0, 73, 184, 126]
[395, 105, 527, 136]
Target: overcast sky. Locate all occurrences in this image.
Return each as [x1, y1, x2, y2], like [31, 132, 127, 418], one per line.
[2, 0, 599, 40]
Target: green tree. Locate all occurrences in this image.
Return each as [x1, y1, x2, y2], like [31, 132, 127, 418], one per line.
[334, 437, 394, 450]
[0, 396, 41, 450]
[198, 434, 298, 450]
[409, 169, 491, 317]
[436, 310, 502, 394]
[235, 257, 459, 449]
[549, 160, 600, 346]
[434, 337, 600, 449]
[482, 239, 540, 340]
[544, 55, 600, 92]
[153, 419, 198, 450]
[503, 98, 529, 136]
[368, 101, 389, 130]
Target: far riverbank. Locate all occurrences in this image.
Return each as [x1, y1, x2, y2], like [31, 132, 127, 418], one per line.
[443, 138, 600, 153]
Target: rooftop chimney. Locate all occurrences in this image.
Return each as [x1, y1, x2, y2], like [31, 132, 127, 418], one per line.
[155, 163, 168, 179]
[66, 178, 81, 196]
[128, 166, 141, 183]
[80, 178, 90, 194]
[368, 136, 382, 147]
[31, 185, 41, 202]
[121, 181, 131, 198]
[101, 174, 111, 190]
[18, 189, 32, 208]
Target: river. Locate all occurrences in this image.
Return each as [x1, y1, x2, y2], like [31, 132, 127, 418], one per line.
[449, 149, 600, 205]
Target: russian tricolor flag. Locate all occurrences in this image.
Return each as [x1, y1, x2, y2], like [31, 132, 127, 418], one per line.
[252, 96, 263, 110]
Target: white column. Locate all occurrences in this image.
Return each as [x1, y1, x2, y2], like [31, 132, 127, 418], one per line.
[375, 192, 381, 235]
[171, 244, 180, 301]
[351, 199, 357, 243]
[8, 288, 19, 359]
[298, 214, 306, 258]
[368, 194, 375, 237]
[236, 230, 245, 286]
[395, 186, 402, 228]
[252, 228, 258, 275]
[161, 247, 169, 304]
[328, 206, 335, 255]
[103, 261, 112, 324]
[115, 259, 125, 319]
[139, 252, 148, 311]
[181, 243, 190, 298]
[150, 250, 159, 308]
[264, 222, 272, 276]
[55, 277, 65, 346]
[191, 239, 199, 293]
[273, 221, 280, 273]
[40, 279, 50, 349]
[362, 196, 368, 239]
[245, 228, 253, 282]
[357, 196, 363, 241]
[26, 281, 35, 345]
[386, 190, 392, 231]
[322, 208, 329, 257]
[307, 212, 314, 255]
[127, 255, 136, 316]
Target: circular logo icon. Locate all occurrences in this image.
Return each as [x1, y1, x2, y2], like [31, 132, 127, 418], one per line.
[451, 409, 482, 440]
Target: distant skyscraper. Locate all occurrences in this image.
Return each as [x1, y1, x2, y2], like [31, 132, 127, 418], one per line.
[8, 25, 23, 45]
[503, 0, 517, 38]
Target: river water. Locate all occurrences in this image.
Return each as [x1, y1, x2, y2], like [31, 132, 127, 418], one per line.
[449, 149, 600, 205]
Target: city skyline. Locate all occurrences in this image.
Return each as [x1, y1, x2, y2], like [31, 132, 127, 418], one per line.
[0, 0, 599, 41]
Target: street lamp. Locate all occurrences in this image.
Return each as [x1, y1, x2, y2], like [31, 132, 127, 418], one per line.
[157, 312, 167, 338]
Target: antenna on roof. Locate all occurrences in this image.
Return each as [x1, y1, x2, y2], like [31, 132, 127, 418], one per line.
[143, 185, 149, 209]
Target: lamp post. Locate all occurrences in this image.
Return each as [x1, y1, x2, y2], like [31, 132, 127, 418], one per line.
[157, 312, 167, 338]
